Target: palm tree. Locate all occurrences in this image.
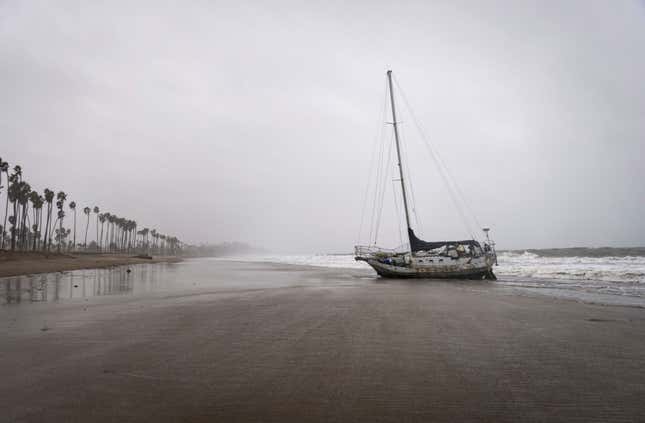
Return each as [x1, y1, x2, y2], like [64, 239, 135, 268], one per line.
[54, 210, 65, 250]
[42, 189, 54, 251]
[7, 184, 17, 250]
[131, 221, 137, 251]
[136, 229, 143, 251]
[83, 206, 91, 249]
[55, 191, 66, 252]
[141, 228, 150, 253]
[0, 157, 180, 255]
[93, 206, 99, 250]
[159, 234, 167, 254]
[17, 182, 32, 250]
[98, 213, 106, 251]
[107, 214, 116, 251]
[7, 168, 22, 250]
[0, 157, 7, 249]
[150, 229, 157, 253]
[127, 220, 136, 252]
[69, 201, 77, 250]
[116, 218, 126, 251]
[30, 192, 43, 250]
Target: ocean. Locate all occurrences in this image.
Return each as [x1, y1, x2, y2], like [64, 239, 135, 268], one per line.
[217, 249, 645, 307]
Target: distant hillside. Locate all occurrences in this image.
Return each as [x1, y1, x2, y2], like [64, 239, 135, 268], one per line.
[182, 242, 263, 258]
[503, 247, 645, 258]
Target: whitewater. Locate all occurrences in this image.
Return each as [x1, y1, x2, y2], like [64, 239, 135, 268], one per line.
[215, 251, 645, 307]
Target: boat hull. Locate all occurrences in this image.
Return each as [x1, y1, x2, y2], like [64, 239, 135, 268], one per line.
[362, 258, 496, 280]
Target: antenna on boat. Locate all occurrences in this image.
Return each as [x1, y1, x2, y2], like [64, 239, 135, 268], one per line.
[482, 227, 498, 265]
[387, 70, 412, 252]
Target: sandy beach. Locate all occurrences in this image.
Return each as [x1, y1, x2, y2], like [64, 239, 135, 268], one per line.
[0, 250, 182, 277]
[1, 259, 644, 422]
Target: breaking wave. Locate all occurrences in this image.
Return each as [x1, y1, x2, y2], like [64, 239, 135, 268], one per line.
[216, 249, 645, 306]
[496, 251, 645, 284]
[222, 251, 645, 285]
[502, 247, 645, 258]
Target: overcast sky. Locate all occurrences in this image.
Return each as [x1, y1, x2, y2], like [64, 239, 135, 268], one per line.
[1, 0, 644, 252]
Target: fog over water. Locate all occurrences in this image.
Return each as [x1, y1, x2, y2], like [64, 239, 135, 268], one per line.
[2, 1, 644, 252]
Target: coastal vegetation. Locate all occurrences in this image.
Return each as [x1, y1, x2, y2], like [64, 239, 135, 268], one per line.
[0, 156, 182, 255]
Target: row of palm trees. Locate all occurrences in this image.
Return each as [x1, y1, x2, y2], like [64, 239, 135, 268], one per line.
[0, 157, 182, 255]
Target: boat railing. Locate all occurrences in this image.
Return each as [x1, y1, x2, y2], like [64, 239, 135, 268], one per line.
[354, 245, 402, 259]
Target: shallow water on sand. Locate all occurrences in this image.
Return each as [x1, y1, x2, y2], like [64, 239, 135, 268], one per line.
[2, 256, 644, 308]
[0, 259, 365, 307]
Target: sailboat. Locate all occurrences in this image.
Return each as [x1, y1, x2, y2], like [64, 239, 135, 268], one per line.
[354, 71, 498, 279]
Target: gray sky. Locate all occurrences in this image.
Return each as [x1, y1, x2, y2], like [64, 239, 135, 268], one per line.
[2, 0, 644, 252]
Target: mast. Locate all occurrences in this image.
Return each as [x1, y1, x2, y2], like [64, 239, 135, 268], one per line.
[386, 70, 413, 247]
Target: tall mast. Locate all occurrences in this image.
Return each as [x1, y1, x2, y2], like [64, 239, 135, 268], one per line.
[386, 70, 412, 244]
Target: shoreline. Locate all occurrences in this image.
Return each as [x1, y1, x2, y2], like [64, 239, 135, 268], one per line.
[3, 253, 643, 310]
[0, 250, 182, 278]
[214, 257, 645, 309]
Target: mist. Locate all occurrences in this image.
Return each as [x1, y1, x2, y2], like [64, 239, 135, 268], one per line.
[2, 0, 644, 252]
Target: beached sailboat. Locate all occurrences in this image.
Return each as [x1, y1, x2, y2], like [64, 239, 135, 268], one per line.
[355, 71, 497, 279]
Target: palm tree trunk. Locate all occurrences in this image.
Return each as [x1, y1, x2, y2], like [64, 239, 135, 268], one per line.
[19, 203, 25, 250]
[38, 208, 43, 250]
[84, 215, 90, 249]
[1, 171, 9, 249]
[18, 203, 23, 250]
[32, 208, 38, 251]
[58, 216, 63, 253]
[43, 204, 51, 251]
[0, 170, 3, 248]
[14, 202, 20, 250]
[99, 222, 104, 252]
[20, 204, 29, 250]
[49, 217, 58, 245]
[72, 210, 76, 251]
[10, 200, 18, 251]
[95, 215, 99, 251]
[14, 202, 21, 250]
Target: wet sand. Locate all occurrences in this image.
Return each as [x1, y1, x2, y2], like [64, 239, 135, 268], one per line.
[0, 250, 182, 277]
[1, 260, 644, 422]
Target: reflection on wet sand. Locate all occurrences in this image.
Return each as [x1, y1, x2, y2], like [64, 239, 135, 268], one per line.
[0, 264, 171, 305]
[1, 259, 371, 309]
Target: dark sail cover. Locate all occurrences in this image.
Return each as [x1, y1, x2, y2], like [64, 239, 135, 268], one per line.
[408, 228, 481, 252]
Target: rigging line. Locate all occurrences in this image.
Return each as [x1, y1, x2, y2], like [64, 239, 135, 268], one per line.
[393, 76, 480, 241]
[370, 122, 387, 244]
[367, 139, 381, 244]
[424, 139, 477, 240]
[358, 78, 388, 245]
[391, 179, 405, 247]
[373, 131, 395, 245]
[396, 119, 423, 233]
[374, 131, 395, 244]
[394, 78, 483, 240]
[427, 139, 479, 240]
[418, 129, 483, 236]
[369, 80, 392, 245]
[368, 88, 389, 244]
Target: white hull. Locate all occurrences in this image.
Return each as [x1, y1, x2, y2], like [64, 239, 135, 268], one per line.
[355, 247, 497, 279]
